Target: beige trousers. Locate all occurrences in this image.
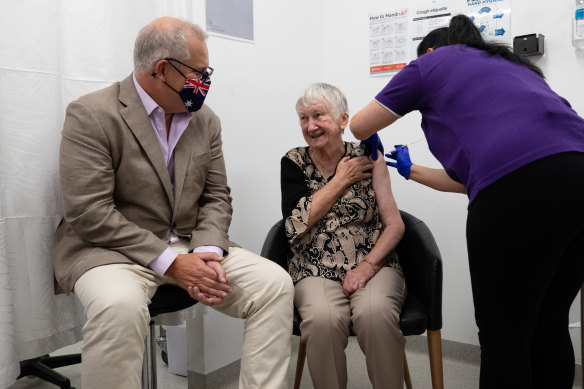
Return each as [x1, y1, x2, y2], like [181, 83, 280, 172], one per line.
[74, 245, 294, 389]
[294, 268, 406, 389]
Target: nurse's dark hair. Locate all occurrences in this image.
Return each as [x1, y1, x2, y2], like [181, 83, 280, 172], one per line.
[416, 27, 449, 57]
[417, 14, 544, 78]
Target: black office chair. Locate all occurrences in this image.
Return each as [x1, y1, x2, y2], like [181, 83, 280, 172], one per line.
[260, 210, 444, 389]
[17, 284, 196, 389]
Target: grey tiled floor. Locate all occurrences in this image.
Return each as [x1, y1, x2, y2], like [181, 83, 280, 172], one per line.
[8, 335, 582, 389]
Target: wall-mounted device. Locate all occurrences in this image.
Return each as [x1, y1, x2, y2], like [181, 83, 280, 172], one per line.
[574, 0, 584, 48]
[513, 34, 545, 56]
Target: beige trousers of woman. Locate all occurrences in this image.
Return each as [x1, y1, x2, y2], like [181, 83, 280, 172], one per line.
[74, 244, 294, 389]
[294, 267, 406, 389]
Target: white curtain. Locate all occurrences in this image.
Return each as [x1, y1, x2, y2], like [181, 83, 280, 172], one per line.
[0, 1, 196, 386]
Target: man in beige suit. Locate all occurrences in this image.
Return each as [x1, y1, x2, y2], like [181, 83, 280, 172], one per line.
[51, 16, 293, 389]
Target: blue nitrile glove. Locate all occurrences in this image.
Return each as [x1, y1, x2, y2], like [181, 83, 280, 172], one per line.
[385, 145, 412, 179]
[360, 133, 384, 161]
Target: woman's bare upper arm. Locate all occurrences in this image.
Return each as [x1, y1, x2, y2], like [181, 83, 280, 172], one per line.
[371, 151, 403, 231]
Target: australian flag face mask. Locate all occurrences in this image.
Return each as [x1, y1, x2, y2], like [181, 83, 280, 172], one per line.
[170, 77, 211, 112]
[155, 58, 213, 112]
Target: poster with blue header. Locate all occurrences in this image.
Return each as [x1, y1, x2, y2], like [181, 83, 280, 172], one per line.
[465, 0, 511, 44]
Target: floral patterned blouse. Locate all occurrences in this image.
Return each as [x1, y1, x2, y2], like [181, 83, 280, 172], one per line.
[280, 141, 401, 285]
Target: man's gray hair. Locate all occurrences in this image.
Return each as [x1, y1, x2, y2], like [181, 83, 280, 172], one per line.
[296, 83, 349, 119]
[134, 19, 207, 75]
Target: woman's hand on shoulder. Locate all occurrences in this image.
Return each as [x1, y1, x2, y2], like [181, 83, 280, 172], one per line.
[334, 156, 373, 188]
[342, 262, 376, 296]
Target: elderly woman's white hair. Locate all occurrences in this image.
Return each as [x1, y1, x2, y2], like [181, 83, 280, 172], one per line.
[133, 17, 208, 75]
[296, 83, 349, 120]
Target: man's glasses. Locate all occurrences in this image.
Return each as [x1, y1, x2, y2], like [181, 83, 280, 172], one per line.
[165, 58, 213, 82]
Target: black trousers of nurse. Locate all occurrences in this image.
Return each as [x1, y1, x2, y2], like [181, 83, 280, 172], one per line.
[466, 152, 584, 389]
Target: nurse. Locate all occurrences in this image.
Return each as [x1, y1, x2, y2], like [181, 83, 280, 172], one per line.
[350, 14, 584, 389]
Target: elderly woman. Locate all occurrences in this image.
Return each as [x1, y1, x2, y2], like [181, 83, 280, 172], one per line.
[280, 82, 406, 389]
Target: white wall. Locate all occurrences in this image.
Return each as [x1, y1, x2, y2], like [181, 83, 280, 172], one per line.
[199, 0, 582, 362]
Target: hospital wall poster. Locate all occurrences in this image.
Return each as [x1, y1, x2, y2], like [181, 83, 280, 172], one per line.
[369, 9, 409, 76]
[464, 0, 511, 44]
[411, 1, 454, 60]
[206, 0, 254, 42]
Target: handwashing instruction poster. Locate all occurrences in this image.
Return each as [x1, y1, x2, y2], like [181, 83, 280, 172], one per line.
[369, 9, 409, 76]
[465, 0, 511, 44]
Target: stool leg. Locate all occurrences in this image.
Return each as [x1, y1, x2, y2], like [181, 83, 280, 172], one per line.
[150, 323, 158, 389]
[142, 339, 150, 389]
[18, 357, 76, 389]
[142, 323, 158, 389]
[403, 350, 413, 389]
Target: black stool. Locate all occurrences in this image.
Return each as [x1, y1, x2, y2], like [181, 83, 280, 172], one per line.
[142, 284, 198, 389]
[17, 285, 196, 389]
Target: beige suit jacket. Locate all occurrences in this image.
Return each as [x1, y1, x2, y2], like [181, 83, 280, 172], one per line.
[52, 75, 233, 293]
